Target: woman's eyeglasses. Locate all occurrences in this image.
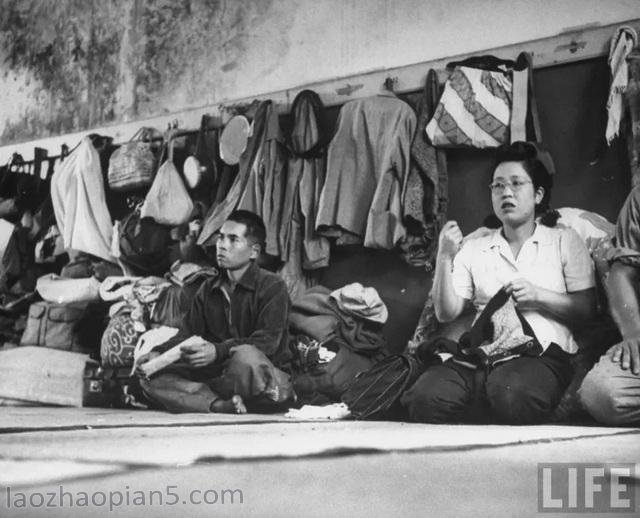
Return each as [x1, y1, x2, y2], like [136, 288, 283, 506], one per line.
[488, 179, 532, 193]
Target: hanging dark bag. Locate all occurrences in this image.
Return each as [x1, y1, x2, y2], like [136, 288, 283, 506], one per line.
[341, 353, 424, 420]
[119, 208, 172, 276]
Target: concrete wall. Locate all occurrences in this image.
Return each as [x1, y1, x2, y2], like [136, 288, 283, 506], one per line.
[1, 0, 638, 147]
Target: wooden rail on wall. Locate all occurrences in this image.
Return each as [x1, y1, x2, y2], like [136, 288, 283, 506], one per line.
[1, 18, 639, 164]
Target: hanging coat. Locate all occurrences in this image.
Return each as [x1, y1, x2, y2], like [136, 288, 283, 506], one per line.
[236, 102, 288, 258]
[197, 102, 270, 248]
[315, 93, 416, 249]
[278, 90, 330, 301]
[51, 137, 114, 262]
[281, 89, 330, 270]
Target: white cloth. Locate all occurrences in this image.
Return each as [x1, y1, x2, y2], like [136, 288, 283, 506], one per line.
[452, 225, 595, 354]
[606, 26, 638, 144]
[36, 274, 101, 304]
[285, 403, 351, 420]
[0, 219, 15, 262]
[329, 282, 388, 323]
[50, 138, 114, 261]
[554, 207, 615, 252]
[99, 276, 142, 302]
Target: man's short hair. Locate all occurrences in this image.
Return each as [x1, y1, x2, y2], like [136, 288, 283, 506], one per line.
[227, 210, 266, 250]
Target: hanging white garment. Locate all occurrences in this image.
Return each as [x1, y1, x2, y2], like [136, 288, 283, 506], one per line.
[606, 26, 638, 144]
[0, 219, 15, 262]
[50, 137, 114, 261]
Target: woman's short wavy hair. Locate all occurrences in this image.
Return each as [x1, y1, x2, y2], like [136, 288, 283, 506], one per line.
[485, 141, 559, 228]
[494, 141, 555, 215]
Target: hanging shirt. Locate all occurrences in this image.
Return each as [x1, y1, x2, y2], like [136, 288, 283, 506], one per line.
[50, 137, 114, 262]
[316, 93, 416, 249]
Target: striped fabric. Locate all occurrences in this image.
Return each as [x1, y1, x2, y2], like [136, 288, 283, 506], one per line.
[426, 66, 513, 148]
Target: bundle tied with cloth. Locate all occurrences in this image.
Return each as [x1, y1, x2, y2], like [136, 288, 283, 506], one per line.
[289, 282, 389, 405]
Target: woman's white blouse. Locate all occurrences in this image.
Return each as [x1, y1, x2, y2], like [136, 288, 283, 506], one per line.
[452, 224, 595, 353]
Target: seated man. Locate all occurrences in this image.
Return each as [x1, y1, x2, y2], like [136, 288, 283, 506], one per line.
[579, 186, 640, 425]
[137, 210, 293, 414]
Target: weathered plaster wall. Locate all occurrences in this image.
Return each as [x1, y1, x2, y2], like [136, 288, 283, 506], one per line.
[0, 0, 293, 144]
[0, 0, 639, 147]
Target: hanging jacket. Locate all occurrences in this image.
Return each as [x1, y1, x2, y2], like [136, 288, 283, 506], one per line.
[405, 69, 448, 233]
[315, 93, 416, 249]
[236, 101, 288, 258]
[280, 89, 330, 269]
[50, 137, 114, 262]
[278, 90, 330, 300]
[197, 102, 271, 248]
[401, 69, 448, 267]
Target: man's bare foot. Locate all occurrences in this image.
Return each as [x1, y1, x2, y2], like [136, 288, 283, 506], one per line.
[210, 395, 247, 414]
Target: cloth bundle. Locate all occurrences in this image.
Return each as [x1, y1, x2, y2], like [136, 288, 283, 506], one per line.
[415, 287, 542, 368]
[50, 137, 114, 261]
[290, 285, 388, 355]
[329, 282, 388, 324]
[36, 274, 101, 305]
[140, 137, 194, 226]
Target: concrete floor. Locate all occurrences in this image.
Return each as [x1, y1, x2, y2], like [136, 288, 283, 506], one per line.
[1, 407, 639, 517]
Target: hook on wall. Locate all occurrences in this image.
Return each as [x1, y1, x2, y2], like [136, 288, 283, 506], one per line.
[383, 76, 398, 92]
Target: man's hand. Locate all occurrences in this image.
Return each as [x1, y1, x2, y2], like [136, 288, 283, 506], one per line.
[437, 221, 463, 260]
[608, 337, 640, 375]
[180, 340, 218, 368]
[135, 351, 160, 378]
[504, 278, 540, 310]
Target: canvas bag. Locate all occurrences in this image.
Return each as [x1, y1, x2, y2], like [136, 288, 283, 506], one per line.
[140, 138, 194, 226]
[426, 53, 540, 148]
[108, 127, 160, 191]
[20, 301, 87, 352]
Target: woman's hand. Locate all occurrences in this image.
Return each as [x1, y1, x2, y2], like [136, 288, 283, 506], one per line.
[504, 278, 540, 310]
[437, 221, 463, 260]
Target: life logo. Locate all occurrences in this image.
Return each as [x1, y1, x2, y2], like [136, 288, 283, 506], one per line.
[538, 463, 637, 513]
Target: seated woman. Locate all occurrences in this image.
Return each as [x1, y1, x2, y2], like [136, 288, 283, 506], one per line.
[401, 142, 597, 425]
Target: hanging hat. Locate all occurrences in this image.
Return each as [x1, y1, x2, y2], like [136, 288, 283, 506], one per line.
[219, 115, 250, 165]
